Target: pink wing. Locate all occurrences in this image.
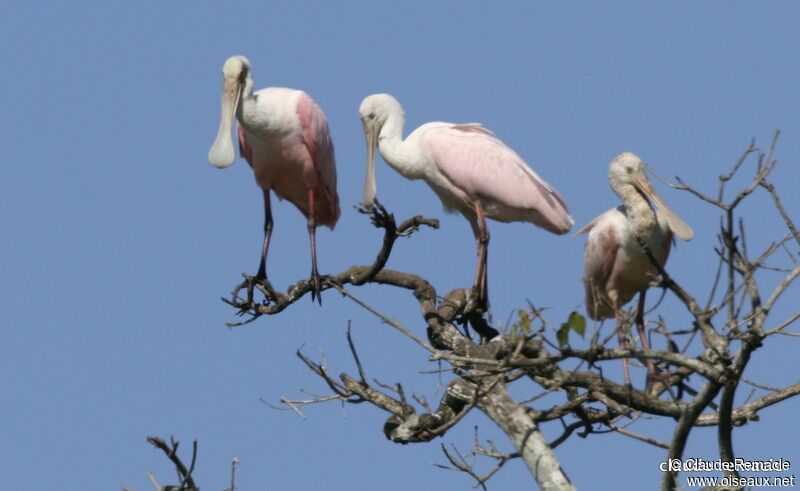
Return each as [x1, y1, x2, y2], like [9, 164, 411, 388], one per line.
[238, 123, 253, 166]
[450, 124, 495, 136]
[426, 124, 573, 234]
[580, 211, 619, 320]
[296, 93, 340, 228]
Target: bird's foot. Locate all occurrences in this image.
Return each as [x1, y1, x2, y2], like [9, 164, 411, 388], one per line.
[357, 199, 394, 230]
[309, 271, 323, 305]
[461, 289, 498, 341]
[465, 286, 490, 315]
[228, 273, 276, 315]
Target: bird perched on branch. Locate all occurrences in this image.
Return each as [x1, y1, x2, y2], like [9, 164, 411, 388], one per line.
[578, 152, 693, 386]
[208, 55, 339, 303]
[358, 94, 573, 307]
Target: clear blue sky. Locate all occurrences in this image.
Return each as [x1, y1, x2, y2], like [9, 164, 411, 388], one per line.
[1, 2, 798, 489]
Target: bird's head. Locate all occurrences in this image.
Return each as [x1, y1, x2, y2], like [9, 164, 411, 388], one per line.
[222, 55, 251, 83]
[609, 152, 693, 240]
[359, 93, 402, 130]
[358, 93, 404, 206]
[608, 152, 646, 188]
[208, 55, 252, 169]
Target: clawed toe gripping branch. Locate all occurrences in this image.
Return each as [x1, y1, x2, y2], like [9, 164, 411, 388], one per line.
[221, 199, 439, 327]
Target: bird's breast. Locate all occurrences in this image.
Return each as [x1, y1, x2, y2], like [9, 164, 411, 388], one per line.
[240, 88, 303, 136]
[614, 213, 670, 288]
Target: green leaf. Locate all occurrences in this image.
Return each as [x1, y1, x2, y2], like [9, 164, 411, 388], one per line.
[568, 311, 586, 337]
[557, 324, 570, 348]
[557, 311, 586, 348]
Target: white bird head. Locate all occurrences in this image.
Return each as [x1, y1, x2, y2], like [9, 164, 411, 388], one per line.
[208, 55, 252, 169]
[609, 152, 694, 240]
[222, 55, 251, 81]
[608, 152, 646, 189]
[358, 94, 404, 206]
[359, 94, 403, 128]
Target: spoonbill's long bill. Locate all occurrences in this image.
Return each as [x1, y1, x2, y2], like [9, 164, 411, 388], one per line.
[358, 93, 573, 306]
[577, 152, 693, 386]
[209, 55, 339, 303]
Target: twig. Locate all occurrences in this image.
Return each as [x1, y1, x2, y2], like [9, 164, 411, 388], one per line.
[605, 422, 669, 449]
[227, 457, 239, 491]
[177, 440, 198, 490]
[145, 436, 198, 490]
[436, 442, 507, 490]
[695, 380, 800, 426]
[346, 322, 368, 383]
[332, 283, 435, 352]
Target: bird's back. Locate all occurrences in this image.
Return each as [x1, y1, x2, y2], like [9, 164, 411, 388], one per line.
[419, 124, 573, 234]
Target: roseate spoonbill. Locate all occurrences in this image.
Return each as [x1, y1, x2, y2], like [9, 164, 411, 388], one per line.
[208, 55, 339, 303]
[358, 93, 573, 306]
[577, 152, 693, 387]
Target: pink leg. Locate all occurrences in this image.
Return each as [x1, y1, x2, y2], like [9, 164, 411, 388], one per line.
[615, 306, 632, 389]
[307, 188, 322, 304]
[635, 292, 658, 374]
[472, 202, 490, 308]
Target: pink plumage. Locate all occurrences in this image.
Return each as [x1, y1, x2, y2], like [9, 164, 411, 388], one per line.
[237, 91, 339, 228]
[358, 93, 573, 306]
[577, 152, 692, 386]
[424, 124, 573, 234]
[578, 206, 673, 320]
[208, 56, 339, 302]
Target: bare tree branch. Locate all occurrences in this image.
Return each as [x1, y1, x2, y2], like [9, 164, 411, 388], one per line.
[213, 135, 798, 490]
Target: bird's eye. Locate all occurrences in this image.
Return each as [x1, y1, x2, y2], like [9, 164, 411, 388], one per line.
[368, 113, 376, 120]
[627, 167, 633, 174]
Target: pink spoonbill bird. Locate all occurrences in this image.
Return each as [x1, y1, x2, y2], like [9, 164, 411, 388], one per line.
[577, 152, 693, 387]
[208, 55, 339, 303]
[358, 94, 573, 306]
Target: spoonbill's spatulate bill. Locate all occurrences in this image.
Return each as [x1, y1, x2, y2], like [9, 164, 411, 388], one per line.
[209, 55, 339, 303]
[577, 152, 693, 386]
[358, 93, 573, 306]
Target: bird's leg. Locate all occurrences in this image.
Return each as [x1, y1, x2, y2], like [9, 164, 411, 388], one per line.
[255, 190, 273, 280]
[307, 188, 322, 305]
[245, 190, 274, 306]
[472, 202, 490, 310]
[635, 292, 658, 382]
[615, 305, 633, 403]
[636, 292, 676, 397]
